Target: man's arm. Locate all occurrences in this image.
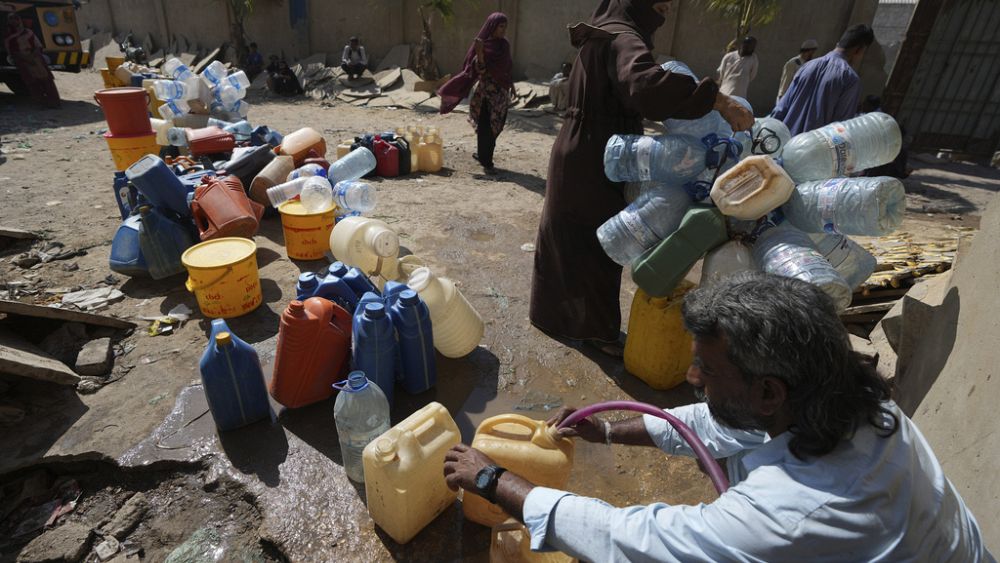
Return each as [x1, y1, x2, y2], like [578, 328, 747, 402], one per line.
[359, 46, 368, 67]
[341, 46, 351, 65]
[831, 73, 862, 122]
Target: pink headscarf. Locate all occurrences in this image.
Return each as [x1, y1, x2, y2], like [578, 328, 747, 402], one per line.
[438, 12, 513, 114]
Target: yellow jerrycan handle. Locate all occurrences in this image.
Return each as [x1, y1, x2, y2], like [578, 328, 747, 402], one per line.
[397, 402, 456, 454]
[477, 414, 561, 450]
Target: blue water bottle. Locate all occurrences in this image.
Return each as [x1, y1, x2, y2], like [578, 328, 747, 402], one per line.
[296, 272, 319, 300]
[199, 319, 271, 431]
[389, 290, 437, 395]
[352, 303, 397, 406]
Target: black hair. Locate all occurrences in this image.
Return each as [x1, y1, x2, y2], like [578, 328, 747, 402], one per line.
[682, 272, 898, 460]
[837, 24, 875, 50]
[250, 42, 258, 49]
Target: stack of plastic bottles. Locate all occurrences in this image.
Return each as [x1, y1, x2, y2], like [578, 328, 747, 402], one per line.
[599, 59, 905, 311]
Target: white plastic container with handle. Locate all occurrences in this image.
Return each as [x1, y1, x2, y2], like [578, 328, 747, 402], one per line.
[406, 267, 483, 358]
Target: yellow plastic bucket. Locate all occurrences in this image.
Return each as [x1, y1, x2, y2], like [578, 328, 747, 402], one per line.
[623, 283, 695, 390]
[105, 56, 125, 72]
[104, 132, 159, 171]
[278, 200, 336, 260]
[181, 237, 262, 319]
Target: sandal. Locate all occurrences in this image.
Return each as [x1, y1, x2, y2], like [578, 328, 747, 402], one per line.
[584, 339, 624, 359]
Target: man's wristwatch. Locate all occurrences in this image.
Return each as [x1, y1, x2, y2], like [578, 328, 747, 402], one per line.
[474, 464, 508, 504]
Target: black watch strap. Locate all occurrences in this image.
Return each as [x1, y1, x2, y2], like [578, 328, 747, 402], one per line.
[486, 466, 507, 504]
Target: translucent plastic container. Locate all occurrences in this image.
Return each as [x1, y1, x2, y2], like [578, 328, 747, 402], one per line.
[406, 267, 483, 359]
[751, 117, 792, 158]
[809, 233, 877, 290]
[333, 181, 376, 214]
[152, 79, 194, 101]
[363, 402, 460, 544]
[200, 60, 228, 87]
[157, 99, 190, 120]
[597, 185, 692, 266]
[163, 58, 195, 82]
[603, 134, 705, 184]
[250, 155, 295, 205]
[329, 215, 400, 278]
[265, 177, 310, 208]
[334, 371, 391, 483]
[781, 112, 903, 183]
[287, 163, 328, 183]
[782, 176, 906, 236]
[166, 127, 189, 147]
[700, 240, 756, 287]
[328, 147, 377, 184]
[464, 414, 574, 527]
[710, 155, 795, 220]
[299, 177, 335, 213]
[278, 127, 327, 164]
[752, 224, 852, 311]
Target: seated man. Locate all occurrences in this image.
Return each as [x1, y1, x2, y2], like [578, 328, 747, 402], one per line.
[548, 62, 572, 113]
[445, 273, 994, 562]
[267, 58, 302, 97]
[245, 42, 264, 80]
[341, 36, 368, 80]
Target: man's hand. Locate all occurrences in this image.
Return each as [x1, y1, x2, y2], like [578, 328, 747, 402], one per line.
[715, 93, 755, 132]
[443, 443, 497, 493]
[547, 407, 607, 443]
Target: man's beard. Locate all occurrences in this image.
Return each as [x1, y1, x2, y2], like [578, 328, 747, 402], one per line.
[693, 387, 768, 432]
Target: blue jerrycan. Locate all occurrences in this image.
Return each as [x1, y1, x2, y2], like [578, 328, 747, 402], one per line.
[296, 272, 319, 300]
[389, 290, 437, 395]
[316, 270, 359, 312]
[137, 205, 195, 280]
[199, 319, 271, 431]
[109, 215, 149, 277]
[352, 302, 398, 406]
[343, 266, 378, 299]
[126, 155, 193, 218]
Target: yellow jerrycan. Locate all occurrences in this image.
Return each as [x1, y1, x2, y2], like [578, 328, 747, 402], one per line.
[490, 520, 576, 563]
[363, 402, 461, 544]
[464, 414, 574, 528]
[623, 283, 695, 390]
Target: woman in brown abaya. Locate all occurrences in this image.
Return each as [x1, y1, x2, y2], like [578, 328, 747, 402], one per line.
[529, 0, 753, 356]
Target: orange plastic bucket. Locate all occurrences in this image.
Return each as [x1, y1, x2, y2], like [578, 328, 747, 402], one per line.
[104, 132, 159, 171]
[94, 87, 153, 136]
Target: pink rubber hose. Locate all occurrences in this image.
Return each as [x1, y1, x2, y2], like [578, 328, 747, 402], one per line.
[557, 400, 730, 494]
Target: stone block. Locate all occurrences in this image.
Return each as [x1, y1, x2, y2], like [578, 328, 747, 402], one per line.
[75, 337, 112, 377]
[17, 522, 93, 563]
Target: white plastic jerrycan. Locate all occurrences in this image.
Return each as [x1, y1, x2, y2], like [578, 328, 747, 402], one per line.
[700, 240, 756, 287]
[406, 267, 483, 358]
[329, 215, 400, 283]
[363, 402, 461, 544]
[710, 155, 794, 220]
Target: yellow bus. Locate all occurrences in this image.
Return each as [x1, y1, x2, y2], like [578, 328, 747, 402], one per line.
[1, 0, 90, 94]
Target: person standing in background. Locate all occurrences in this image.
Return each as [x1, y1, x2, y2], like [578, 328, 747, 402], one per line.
[4, 13, 60, 108]
[529, 0, 752, 357]
[771, 24, 874, 136]
[437, 13, 514, 175]
[341, 37, 368, 81]
[776, 39, 818, 103]
[716, 36, 758, 98]
[549, 62, 572, 112]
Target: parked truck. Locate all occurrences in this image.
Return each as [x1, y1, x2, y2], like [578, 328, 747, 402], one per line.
[1, 0, 90, 94]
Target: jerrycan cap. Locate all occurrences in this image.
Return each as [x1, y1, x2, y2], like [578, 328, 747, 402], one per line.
[298, 272, 318, 287]
[398, 290, 419, 306]
[370, 230, 400, 258]
[215, 332, 233, 346]
[373, 437, 397, 463]
[364, 302, 386, 319]
[287, 300, 305, 313]
[406, 267, 431, 292]
[327, 261, 348, 278]
[333, 370, 370, 393]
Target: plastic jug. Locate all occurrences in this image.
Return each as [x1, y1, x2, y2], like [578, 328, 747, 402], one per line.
[112, 171, 137, 220]
[491, 520, 577, 563]
[329, 216, 400, 281]
[344, 266, 378, 299]
[296, 272, 319, 300]
[631, 206, 728, 298]
[382, 280, 409, 310]
[389, 290, 437, 395]
[363, 402, 461, 544]
[269, 298, 352, 408]
[624, 284, 695, 391]
[316, 270, 359, 312]
[710, 155, 795, 220]
[406, 267, 483, 358]
[249, 154, 295, 205]
[199, 319, 271, 431]
[374, 136, 400, 178]
[335, 371, 391, 483]
[278, 127, 327, 165]
[190, 175, 265, 241]
[336, 140, 354, 160]
[353, 303, 398, 406]
[126, 155, 193, 218]
[417, 135, 443, 173]
[109, 215, 149, 277]
[700, 240, 755, 287]
[137, 205, 196, 280]
[218, 145, 276, 188]
[465, 415, 574, 527]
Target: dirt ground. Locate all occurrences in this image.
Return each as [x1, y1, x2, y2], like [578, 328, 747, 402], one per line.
[1, 70, 998, 562]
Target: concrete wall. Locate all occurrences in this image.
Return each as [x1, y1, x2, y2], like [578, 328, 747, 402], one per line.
[77, 0, 886, 113]
[872, 1, 916, 76]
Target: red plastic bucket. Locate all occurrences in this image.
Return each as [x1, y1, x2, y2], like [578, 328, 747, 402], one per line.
[94, 87, 153, 136]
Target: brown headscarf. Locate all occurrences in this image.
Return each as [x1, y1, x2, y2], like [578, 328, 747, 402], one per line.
[590, 0, 666, 47]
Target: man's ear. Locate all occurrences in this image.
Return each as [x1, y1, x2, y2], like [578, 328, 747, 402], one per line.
[756, 376, 787, 416]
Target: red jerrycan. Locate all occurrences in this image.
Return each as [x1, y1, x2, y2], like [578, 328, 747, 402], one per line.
[374, 136, 400, 178]
[190, 175, 265, 241]
[187, 126, 236, 157]
[269, 298, 352, 408]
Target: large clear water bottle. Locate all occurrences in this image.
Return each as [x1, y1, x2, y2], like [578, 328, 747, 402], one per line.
[287, 163, 328, 182]
[158, 99, 190, 120]
[624, 181, 666, 204]
[782, 176, 905, 236]
[208, 118, 253, 141]
[266, 177, 310, 208]
[221, 70, 250, 94]
[333, 371, 391, 483]
[603, 134, 705, 184]
[752, 224, 852, 311]
[751, 117, 792, 158]
[300, 177, 334, 213]
[333, 181, 376, 214]
[163, 58, 195, 82]
[597, 185, 692, 266]
[780, 112, 903, 183]
[329, 147, 377, 184]
[200, 60, 228, 87]
[152, 79, 195, 102]
[809, 233, 877, 290]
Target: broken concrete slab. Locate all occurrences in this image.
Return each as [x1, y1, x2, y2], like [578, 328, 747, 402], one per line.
[75, 337, 112, 377]
[104, 492, 148, 540]
[413, 75, 449, 94]
[177, 52, 197, 67]
[339, 83, 381, 99]
[375, 67, 402, 90]
[17, 522, 93, 563]
[388, 90, 432, 109]
[415, 96, 442, 113]
[376, 44, 411, 72]
[39, 322, 89, 366]
[400, 68, 422, 91]
[193, 46, 222, 75]
[0, 226, 39, 241]
[338, 72, 376, 89]
[0, 300, 134, 330]
[0, 329, 81, 386]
